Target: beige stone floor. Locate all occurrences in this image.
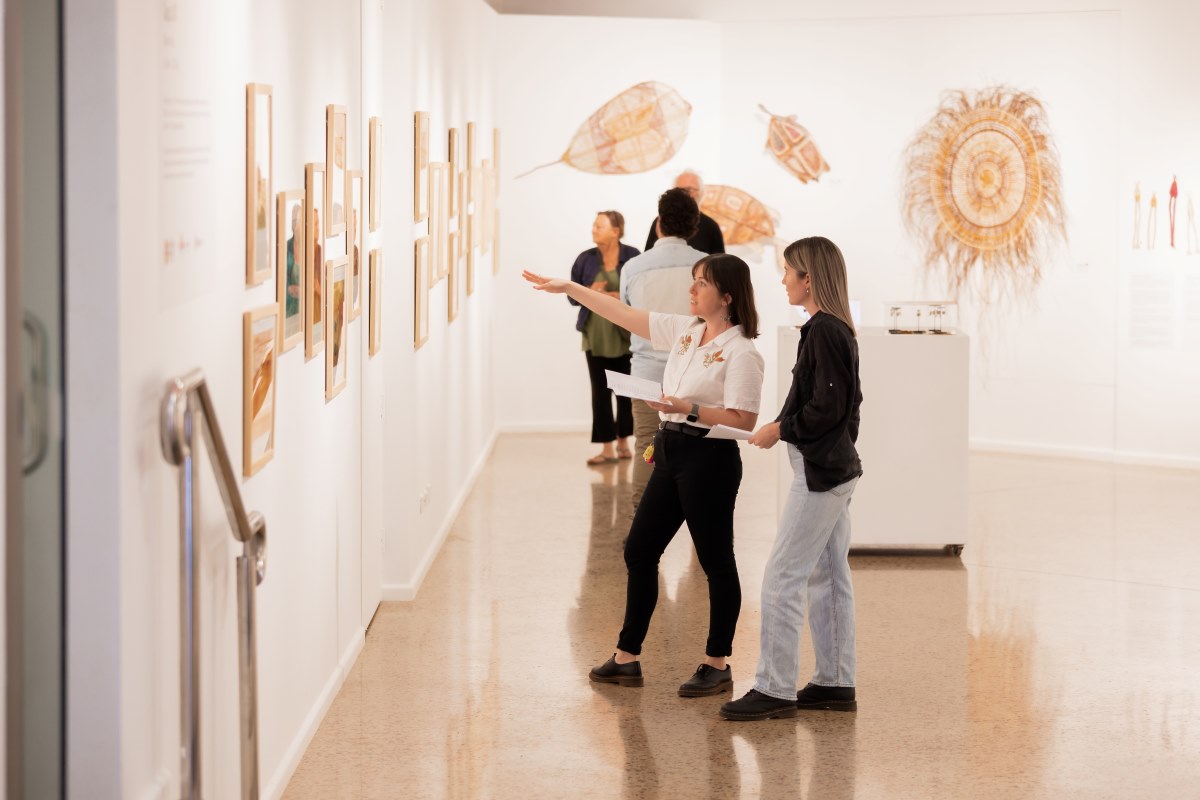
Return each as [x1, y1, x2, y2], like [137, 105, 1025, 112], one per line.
[283, 434, 1200, 799]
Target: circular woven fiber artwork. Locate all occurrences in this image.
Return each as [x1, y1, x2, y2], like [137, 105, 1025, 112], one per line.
[903, 86, 1065, 298]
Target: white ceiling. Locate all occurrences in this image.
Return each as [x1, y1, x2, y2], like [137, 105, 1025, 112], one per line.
[483, 0, 1116, 21]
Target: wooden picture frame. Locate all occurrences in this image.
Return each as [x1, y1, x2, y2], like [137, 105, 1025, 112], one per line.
[414, 236, 430, 350]
[369, 116, 382, 232]
[466, 121, 477, 170]
[369, 248, 382, 356]
[447, 229, 461, 323]
[348, 169, 363, 320]
[447, 128, 459, 217]
[429, 162, 449, 283]
[326, 104, 348, 237]
[245, 83, 273, 286]
[304, 163, 326, 360]
[465, 209, 476, 297]
[325, 256, 349, 401]
[413, 111, 429, 223]
[276, 189, 305, 352]
[243, 303, 279, 476]
[469, 168, 483, 252]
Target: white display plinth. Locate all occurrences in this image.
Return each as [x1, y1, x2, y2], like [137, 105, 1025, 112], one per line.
[776, 326, 968, 550]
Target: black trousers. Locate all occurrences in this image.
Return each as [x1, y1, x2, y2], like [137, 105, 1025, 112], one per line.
[617, 428, 743, 658]
[585, 351, 634, 444]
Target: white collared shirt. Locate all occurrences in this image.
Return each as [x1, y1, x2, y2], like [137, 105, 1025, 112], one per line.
[649, 312, 765, 427]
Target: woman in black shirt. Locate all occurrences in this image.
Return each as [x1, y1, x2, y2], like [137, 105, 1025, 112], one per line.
[720, 236, 865, 721]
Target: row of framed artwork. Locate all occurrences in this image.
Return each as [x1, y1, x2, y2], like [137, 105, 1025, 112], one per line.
[242, 82, 385, 477]
[412, 112, 500, 349]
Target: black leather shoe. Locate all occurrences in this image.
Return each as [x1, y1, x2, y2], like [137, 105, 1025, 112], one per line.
[719, 689, 799, 721]
[589, 655, 644, 687]
[678, 664, 733, 697]
[796, 682, 857, 712]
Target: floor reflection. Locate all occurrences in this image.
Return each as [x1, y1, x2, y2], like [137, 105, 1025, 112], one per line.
[284, 436, 1200, 800]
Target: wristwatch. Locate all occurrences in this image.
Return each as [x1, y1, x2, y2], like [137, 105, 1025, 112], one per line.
[686, 403, 700, 423]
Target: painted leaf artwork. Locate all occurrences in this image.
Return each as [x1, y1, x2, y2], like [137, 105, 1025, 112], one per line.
[517, 81, 692, 178]
[902, 86, 1066, 299]
[759, 105, 829, 183]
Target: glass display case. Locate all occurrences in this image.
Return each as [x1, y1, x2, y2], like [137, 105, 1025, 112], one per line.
[885, 301, 958, 334]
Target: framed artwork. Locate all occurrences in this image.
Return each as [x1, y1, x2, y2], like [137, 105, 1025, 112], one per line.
[447, 230, 461, 323]
[466, 121, 477, 169]
[414, 236, 430, 350]
[243, 303, 279, 477]
[482, 159, 494, 255]
[369, 116, 383, 232]
[276, 190, 305, 352]
[413, 111, 429, 223]
[429, 162, 449, 283]
[465, 211, 476, 297]
[245, 83, 273, 286]
[304, 163, 326, 360]
[348, 169, 363, 320]
[469, 168, 483, 252]
[325, 256, 349, 401]
[447, 128, 460, 217]
[326, 104, 348, 237]
[369, 248, 382, 356]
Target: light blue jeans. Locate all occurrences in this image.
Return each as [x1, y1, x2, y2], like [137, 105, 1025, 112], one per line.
[753, 444, 859, 700]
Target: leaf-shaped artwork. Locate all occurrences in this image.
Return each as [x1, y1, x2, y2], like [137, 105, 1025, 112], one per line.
[700, 184, 788, 268]
[517, 82, 692, 178]
[759, 105, 829, 184]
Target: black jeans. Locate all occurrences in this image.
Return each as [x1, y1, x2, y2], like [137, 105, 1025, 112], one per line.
[585, 351, 634, 444]
[617, 428, 743, 658]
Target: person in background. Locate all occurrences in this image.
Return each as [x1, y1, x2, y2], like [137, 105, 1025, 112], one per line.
[720, 236, 864, 722]
[645, 170, 725, 255]
[621, 188, 707, 507]
[524, 253, 764, 699]
[569, 211, 640, 465]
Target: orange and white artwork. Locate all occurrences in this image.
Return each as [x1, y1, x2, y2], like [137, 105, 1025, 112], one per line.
[700, 184, 785, 266]
[518, 81, 692, 178]
[243, 304, 278, 477]
[759, 104, 829, 184]
[245, 84, 273, 285]
[325, 256, 348, 401]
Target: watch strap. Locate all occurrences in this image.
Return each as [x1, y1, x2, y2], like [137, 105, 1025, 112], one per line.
[687, 402, 700, 423]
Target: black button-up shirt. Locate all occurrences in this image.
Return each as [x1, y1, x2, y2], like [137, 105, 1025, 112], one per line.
[776, 311, 863, 492]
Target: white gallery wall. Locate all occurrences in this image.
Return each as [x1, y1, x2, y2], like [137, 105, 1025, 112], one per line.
[492, 5, 1200, 468]
[67, 0, 499, 798]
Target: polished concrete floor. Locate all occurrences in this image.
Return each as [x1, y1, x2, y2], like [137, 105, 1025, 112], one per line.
[284, 434, 1200, 799]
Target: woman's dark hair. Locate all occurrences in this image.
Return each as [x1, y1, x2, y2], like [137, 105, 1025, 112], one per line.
[692, 253, 759, 339]
[597, 210, 625, 239]
[657, 187, 700, 240]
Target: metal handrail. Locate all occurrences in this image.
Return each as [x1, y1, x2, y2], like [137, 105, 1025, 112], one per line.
[160, 370, 267, 800]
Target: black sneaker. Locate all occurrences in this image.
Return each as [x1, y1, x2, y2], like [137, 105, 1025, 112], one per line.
[678, 664, 733, 697]
[589, 655, 644, 687]
[796, 682, 857, 712]
[719, 689, 799, 721]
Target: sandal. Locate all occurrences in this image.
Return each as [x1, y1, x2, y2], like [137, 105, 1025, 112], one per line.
[586, 454, 619, 466]
[616, 447, 633, 460]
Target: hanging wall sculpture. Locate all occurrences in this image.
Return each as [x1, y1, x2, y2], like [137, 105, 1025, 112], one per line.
[700, 184, 786, 268]
[516, 81, 692, 178]
[902, 86, 1066, 299]
[758, 105, 829, 183]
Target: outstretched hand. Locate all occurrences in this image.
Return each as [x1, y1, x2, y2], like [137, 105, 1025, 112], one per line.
[522, 270, 571, 294]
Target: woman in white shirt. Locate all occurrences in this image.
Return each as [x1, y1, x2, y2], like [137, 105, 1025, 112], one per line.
[523, 254, 765, 698]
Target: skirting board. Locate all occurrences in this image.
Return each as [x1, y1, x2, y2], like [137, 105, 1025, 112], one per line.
[380, 430, 499, 601]
[970, 438, 1200, 471]
[263, 628, 366, 800]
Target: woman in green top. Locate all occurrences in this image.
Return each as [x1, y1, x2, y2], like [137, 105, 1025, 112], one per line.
[569, 211, 641, 465]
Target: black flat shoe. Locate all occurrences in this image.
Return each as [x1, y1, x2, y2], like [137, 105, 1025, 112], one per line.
[719, 689, 799, 721]
[796, 682, 857, 712]
[589, 655, 644, 687]
[678, 664, 733, 697]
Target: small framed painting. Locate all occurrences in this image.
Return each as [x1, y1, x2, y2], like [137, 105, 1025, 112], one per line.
[369, 248, 382, 356]
[447, 127, 460, 217]
[369, 116, 383, 232]
[466, 121, 477, 170]
[326, 104, 348, 237]
[414, 235, 430, 350]
[348, 169, 363, 320]
[304, 163, 326, 361]
[276, 189, 305, 352]
[243, 303, 279, 477]
[428, 162, 449, 284]
[465, 211, 476, 297]
[245, 83, 273, 286]
[413, 111, 429, 223]
[447, 229, 461, 323]
[325, 256, 349, 401]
